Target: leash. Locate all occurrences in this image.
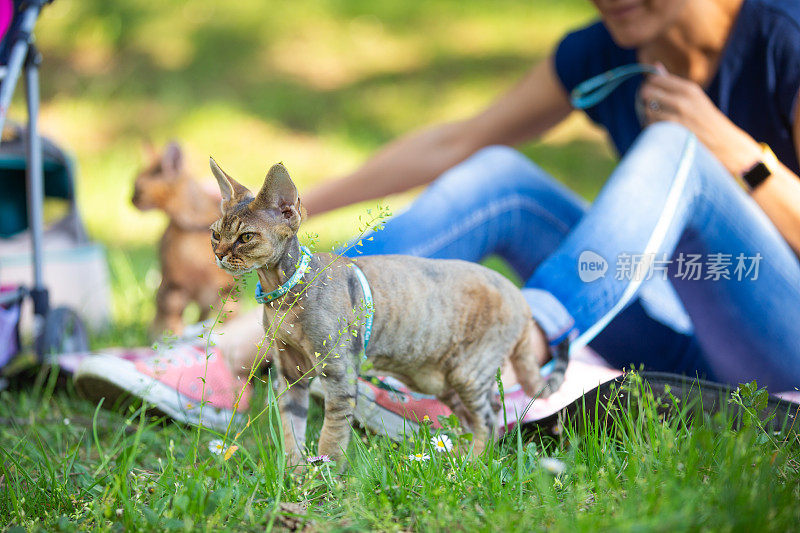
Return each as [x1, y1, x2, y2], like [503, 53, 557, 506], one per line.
[570, 63, 659, 110]
[571, 135, 697, 353]
[569, 62, 699, 353]
[538, 62, 695, 377]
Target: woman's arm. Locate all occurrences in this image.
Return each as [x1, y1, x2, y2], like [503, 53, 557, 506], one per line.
[640, 73, 800, 254]
[749, 95, 800, 253]
[302, 57, 572, 216]
[751, 162, 800, 254]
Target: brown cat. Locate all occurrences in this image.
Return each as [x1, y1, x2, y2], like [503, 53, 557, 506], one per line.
[209, 159, 567, 465]
[133, 142, 236, 338]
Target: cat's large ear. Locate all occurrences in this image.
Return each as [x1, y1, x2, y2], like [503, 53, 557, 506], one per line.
[162, 141, 184, 176]
[209, 157, 252, 210]
[252, 163, 302, 229]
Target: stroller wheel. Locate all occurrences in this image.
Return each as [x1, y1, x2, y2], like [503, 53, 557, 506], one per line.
[37, 306, 89, 358]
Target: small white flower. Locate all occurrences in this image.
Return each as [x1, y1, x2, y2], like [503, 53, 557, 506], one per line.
[63, 418, 70, 426]
[430, 434, 453, 453]
[208, 439, 225, 455]
[408, 452, 430, 462]
[539, 457, 567, 476]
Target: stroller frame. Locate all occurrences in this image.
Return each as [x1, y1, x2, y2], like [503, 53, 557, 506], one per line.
[0, 0, 87, 360]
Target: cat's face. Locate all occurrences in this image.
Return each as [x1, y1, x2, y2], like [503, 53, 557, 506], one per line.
[210, 200, 290, 274]
[132, 142, 185, 211]
[209, 159, 303, 274]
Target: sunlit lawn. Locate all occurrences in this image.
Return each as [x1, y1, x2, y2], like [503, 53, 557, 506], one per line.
[5, 2, 797, 531]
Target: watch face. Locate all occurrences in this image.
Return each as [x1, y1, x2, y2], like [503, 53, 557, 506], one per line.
[744, 161, 771, 190]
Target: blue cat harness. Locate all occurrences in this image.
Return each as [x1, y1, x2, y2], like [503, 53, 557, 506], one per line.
[254, 246, 374, 354]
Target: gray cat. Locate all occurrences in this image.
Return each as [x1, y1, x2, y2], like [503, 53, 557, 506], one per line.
[209, 159, 566, 464]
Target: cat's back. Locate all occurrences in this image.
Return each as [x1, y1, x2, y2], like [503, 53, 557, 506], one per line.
[359, 254, 516, 288]
[350, 254, 529, 364]
[357, 254, 527, 315]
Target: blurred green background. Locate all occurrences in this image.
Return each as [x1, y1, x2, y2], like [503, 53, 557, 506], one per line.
[12, 0, 617, 335]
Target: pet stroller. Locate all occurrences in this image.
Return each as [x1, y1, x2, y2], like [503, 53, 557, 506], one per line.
[0, 0, 89, 374]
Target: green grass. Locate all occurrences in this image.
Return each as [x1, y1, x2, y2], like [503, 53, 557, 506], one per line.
[3, 0, 798, 530]
[2, 370, 798, 531]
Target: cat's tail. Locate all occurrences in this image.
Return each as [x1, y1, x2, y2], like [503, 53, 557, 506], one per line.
[543, 338, 570, 395]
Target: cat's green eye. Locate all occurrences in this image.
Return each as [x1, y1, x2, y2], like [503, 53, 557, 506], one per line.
[240, 233, 255, 243]
[211, 230, 220, 241]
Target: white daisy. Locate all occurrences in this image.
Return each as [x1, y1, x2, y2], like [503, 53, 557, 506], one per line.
[408, 452, 430, 462]
[430, 434, 453, 453]
[539, 457, 567, 476]
[208, 439, 226, 455]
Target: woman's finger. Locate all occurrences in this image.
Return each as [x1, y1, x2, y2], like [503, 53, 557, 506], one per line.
[640, 83, 681, 115]
[639, 88, 685, 124]
[644, 71, 693, 94]
[643, 101, 668, 124]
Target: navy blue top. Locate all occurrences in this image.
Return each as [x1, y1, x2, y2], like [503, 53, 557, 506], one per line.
[554, 0, 800, 175]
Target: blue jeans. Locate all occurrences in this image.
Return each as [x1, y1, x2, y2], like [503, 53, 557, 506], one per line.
[351, 122, 800, 391]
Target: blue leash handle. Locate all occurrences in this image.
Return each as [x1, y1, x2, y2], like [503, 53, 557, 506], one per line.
[571, 63, 659, 110]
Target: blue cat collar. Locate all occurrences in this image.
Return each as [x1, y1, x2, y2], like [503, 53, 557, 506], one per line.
[254, 246, 313, 304]
[571, 63, 659, 110]
[351, 262, 374, 354]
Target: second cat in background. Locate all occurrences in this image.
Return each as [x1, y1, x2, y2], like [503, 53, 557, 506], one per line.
[132, 142, 236, 339]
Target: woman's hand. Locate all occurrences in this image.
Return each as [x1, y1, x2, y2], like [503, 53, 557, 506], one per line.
[639, 65, 762, 176]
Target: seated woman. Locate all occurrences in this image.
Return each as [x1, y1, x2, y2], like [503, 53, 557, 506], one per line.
[75, 0, 800, 434]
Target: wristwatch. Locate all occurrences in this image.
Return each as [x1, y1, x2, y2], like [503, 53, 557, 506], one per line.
[741, 143, 779, 191]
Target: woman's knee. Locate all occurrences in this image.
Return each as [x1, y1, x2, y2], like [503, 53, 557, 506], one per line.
[629, 121, 697, 171]
[430, 144, 558, 199]
[627, 121, 731, 193]
[470, 144, 534, 171]
[605, 121, 703, 198]
[638, 121, 693, 146]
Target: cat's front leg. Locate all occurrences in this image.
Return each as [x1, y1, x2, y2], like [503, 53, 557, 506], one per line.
[276, 375, 310, 465]
[317, 361, 359, 464]
[273, 341, 311, 465]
